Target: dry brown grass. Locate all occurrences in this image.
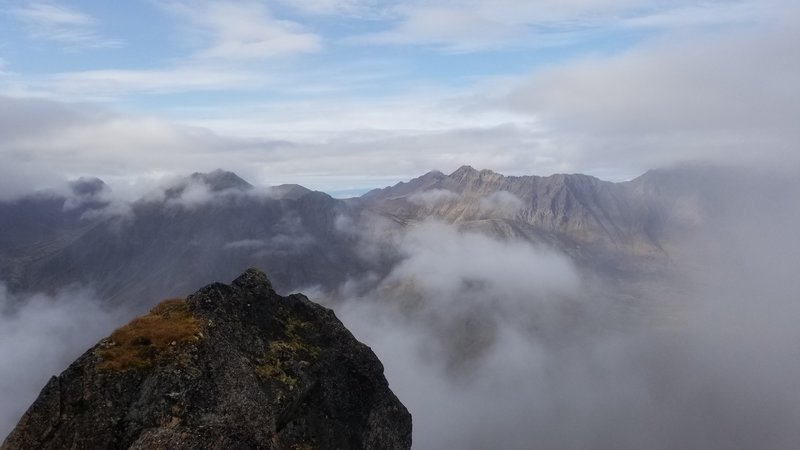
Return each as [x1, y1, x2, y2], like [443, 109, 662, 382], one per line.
[96, 299, 202, 371]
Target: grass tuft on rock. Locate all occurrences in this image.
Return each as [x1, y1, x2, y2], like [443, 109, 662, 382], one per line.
[96, 299, 201, 371]
[255, 318, 321, 389]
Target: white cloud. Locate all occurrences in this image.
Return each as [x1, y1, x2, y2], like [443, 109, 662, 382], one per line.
[158, 0, 321, 60]
[0, 94, 577, 199]
[350, 0, 767, 52]
[272, 0, 390, 18]
[46, 66, 270, 97]
[478, 190, 524, 216]
[0, 283, 127, 438]
[384, 221, 579, 305]
[224, 239, 269, 249]
[353, 6, 528, 52]
[407, 189, 458, 207]
[476, 5, 800, 176]
[223, 234, 316, 252]
[0, 95, 261, 198]
[10, 2, 122, 49]
[621, 1, 767, 29]
[2, 0, 797, 197]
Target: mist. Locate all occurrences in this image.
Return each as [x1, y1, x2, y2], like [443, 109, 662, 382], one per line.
[332, 179, 800, 450]
[0, 284, 127, 437]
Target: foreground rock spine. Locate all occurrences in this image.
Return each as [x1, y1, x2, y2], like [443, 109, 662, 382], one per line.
[2, 268, 411, 449]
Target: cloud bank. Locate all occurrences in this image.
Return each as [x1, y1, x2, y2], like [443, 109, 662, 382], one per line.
[2, 1, 797, 194]
[0, 284, 127, 438]
[332, 199, 800, 449]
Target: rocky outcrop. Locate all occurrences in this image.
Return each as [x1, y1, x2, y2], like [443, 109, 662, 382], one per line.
[1, 268, 411, 450]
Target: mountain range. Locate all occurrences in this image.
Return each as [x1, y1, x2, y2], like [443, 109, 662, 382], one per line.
[0, 164, 752, 311]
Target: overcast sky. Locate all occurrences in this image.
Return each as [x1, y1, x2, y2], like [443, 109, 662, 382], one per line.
[0, 0, 797, 197]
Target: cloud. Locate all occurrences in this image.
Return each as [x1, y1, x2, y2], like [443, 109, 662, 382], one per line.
[380, 221, 579, 309]
[349, 0, 767, 52]
[335, 221, 583, 366]
[2, 0, 797, 200]
[158, 0, 321, 60]
[223, 234, 316, 253]
[0, 283, 127, 439]
[2, 0, 794, 192]
[352, 5, 528, 52]
[12, 1, 325, 99]
[331, 186, 800, 448]
[46, 66, 270, 97]
[407, 189, 458, 207]
[0, 94, 558, 199]
[0, 95, 284, 199]
[482, 7, 800, 175]
[621, 1, 768, 29]
[272, 0, 390, 18]
[224, 239, 269, 249]
[10, 2, 122, 49]
[478, 190, 524, 216]
[163, 181, 219, 209]
[219, 210, 317, 254]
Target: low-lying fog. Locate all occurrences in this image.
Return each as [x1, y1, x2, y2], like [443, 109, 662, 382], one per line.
[331, 178, 800, 449]
[0, 285, 127, 436]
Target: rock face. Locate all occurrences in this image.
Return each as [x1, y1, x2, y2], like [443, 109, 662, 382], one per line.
[1, 269, 411, 450]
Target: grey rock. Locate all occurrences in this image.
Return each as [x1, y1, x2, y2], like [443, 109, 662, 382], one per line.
[1, 268, 411, 450]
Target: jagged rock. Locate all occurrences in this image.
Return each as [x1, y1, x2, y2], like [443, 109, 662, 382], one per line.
[1, 268, 411, 450]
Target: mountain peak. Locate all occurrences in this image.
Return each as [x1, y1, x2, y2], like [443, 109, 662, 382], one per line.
[269, 184, 313, 200]
[448, 165, 499, 180]
[68, 177, 109, 197]
[361, 169, 447, 202]
[2, 269, 411, 449]
[231, 267, 274, 294]
[188, 169, 253, 192]
[449, 165, 479, 178]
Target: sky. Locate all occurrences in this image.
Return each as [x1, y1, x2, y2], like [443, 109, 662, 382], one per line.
[0, 0, 797, 197]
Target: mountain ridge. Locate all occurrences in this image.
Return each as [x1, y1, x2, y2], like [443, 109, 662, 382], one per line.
[0, 165, 743, 307]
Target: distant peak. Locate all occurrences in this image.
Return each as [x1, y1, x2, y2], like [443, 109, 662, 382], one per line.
[448, 165, 500, 180]
[450, 165, 478, 177]
[69, 177, 109, 197]
[269, 184, 312, 200]
[188, 169, 253, 192]
[231, 267, 273, 293]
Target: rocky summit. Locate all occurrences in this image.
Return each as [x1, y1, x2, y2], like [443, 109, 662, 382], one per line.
[1, 269, 411, 450]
